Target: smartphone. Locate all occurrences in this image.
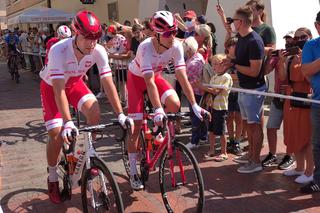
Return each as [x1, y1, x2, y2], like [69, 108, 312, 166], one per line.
[217, 0, 220, 6]
[271, 50, 279, 57]
[286, 46, 300, 56]
[226, 17, 233, 24]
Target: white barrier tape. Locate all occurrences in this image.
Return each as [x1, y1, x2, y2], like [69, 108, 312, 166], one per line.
[21, 51, 46, 57]
[204, 83, 320, 105]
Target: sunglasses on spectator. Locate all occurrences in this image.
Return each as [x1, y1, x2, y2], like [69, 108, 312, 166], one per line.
[161, 29, 177, 38]
[183, 18, 192, 22]
[293, 35, 308, 41]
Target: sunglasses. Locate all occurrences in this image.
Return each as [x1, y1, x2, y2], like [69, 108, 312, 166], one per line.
[293, 35, 308, 41]
[161, 29, 177, 38]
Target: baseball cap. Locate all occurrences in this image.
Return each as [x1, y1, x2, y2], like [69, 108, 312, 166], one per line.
[197, 15, 207, 24]
[283, 31, 294, 39]
[107, 25, 117, 34]
[184, 10, 196, 19]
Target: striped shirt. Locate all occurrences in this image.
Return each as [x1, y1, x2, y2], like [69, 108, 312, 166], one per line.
[210, 73, 233, 110]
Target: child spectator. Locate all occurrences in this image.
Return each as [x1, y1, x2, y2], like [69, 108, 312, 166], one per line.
[195, 54, 233, 162]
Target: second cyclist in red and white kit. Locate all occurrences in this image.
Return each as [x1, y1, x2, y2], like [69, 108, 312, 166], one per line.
[40, 10, 133, 204]
[127, 11, 210, 190]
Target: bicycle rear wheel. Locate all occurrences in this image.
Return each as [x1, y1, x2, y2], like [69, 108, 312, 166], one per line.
[159, 141, 204, 213]
[81, 157, 124, 213]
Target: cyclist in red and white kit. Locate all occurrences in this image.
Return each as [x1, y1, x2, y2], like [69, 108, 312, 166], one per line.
[40, 10, 133, 204]
[127, 11, 210, 190]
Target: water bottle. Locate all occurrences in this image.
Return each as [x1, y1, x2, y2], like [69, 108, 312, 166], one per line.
[145, 128, 153, 150]
[66, 152, 76, 175]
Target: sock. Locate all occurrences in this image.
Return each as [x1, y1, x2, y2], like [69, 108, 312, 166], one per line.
[128, 153, 138, 176]
[48, 166, 58, 182]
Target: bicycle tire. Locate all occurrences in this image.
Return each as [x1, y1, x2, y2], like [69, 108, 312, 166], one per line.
[159, 141, 205, 213]
[121, 130, 144, 178]
[81, 157, 124, 213]
[14, 63, 19, 84]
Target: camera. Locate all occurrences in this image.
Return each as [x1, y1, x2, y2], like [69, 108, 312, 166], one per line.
[271, 46, 300, 57]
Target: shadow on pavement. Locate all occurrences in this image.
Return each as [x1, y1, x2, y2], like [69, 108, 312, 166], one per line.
[0, 119, 47, 145]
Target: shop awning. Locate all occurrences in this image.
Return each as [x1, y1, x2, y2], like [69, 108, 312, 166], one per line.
[7, 7, 73, 25]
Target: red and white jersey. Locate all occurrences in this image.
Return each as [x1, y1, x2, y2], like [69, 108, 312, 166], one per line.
[128, 37, 186, 77]
[40, 38, 112, 87]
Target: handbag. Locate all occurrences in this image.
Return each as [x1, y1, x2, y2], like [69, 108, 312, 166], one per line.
[290, 92, 311, 109]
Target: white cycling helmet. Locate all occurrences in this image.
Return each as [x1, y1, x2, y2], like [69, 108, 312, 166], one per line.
[57, 25, 72, 39]
[150, 11, 177, 33]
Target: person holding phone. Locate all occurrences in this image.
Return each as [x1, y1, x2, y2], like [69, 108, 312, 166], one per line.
[278, 27, 314, 185]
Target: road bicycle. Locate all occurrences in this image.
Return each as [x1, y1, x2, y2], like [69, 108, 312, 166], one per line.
[7, 49, 20, 83]
[57, 122, 125, 212]
[121, 108, 205, 212]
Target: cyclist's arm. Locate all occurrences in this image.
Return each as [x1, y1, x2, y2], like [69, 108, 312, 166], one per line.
[95, 44, 124, 115]
[100, 76, 123, 115]
[144, 72, 162, 109]
[175, 69, 196, 105]
[52, 79, 72, 123]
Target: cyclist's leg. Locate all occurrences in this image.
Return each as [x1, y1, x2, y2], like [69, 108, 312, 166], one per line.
[127, 72, 145, 190]
[155, 74, 180, 112]
[68, 79, 100, 126]
[40, 80, 63, 203]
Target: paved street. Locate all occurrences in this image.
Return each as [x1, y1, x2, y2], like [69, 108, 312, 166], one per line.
[0, 60, 320, 213]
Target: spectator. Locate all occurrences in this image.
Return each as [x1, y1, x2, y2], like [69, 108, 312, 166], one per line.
[283, 31, 295, 48]
[19, 30, 29, 69]
[30, 27, 41, 73]
[261, 32, 296, 170]
[196, 15, 207, 25]
[182, 37, 206, 150]
[195, 54, 233, 162]
[279, 27, 314, 184]
[104, 25, 131, 104]
[130, 24, 144, 56]
[224, 37, 243, 156]
[227, 6, 266, 174]
[207, 22, 218, 55]
[124, 20, 132, 27]
[175, 10, 197, 38]
[142, 19, 154, 38]
[194, 24, 212, 62]
[300, 11, 320, 194]
[246, 0, 276, 50]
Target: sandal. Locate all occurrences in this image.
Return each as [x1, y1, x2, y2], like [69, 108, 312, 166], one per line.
[203, 151, 215, 159]
[213, 154, 229, 162]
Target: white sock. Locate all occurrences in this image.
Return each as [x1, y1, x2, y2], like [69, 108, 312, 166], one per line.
[48, 166, 58, 182]
[128, 153, 138, 176]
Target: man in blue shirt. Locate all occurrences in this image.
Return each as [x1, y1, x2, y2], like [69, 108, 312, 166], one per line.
[301, 11, 320, 194]
[5, 29, 19, 55]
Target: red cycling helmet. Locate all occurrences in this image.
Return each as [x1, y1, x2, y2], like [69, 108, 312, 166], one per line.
[72, 10, 102, 40]
[150, 11, 177, 33]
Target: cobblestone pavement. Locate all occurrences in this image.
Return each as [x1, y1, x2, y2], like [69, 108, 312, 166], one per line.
[1, 60, 320, 213]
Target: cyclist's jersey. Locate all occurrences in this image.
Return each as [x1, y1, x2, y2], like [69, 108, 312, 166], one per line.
[40, 38, 112, 87]
[44, 37, 60, 65]
[128, 37, 186, 77]
[5, 34, 19, 52]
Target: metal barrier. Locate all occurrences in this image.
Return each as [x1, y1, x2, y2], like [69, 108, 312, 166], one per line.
[109, 58, 130, 106]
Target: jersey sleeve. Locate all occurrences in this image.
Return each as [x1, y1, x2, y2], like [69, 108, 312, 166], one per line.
[139, 44, 153, 75]
[94, 45, 112, 79]
[173, 41, 186, 72]
[46, 45, 65, 80]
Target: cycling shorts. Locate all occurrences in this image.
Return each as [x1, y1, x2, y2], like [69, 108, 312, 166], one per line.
[127, 71, 176, 120]
[40, 80, 96, 130]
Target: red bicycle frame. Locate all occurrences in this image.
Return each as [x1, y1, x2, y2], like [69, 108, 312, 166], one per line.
[140, 112, 186, 187]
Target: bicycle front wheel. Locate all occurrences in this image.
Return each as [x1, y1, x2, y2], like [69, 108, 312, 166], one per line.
[81, 157, 124, 213]
[159, 141, 204, 213]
